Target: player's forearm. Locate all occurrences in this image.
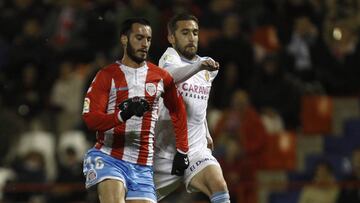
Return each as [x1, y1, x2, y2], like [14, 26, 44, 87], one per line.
[163, 87, 189, 152]
[169, 111, 189, 153]
[82, 111, 120, 131]
[166, 61, 202, 84]
[166, 99, 189, 152]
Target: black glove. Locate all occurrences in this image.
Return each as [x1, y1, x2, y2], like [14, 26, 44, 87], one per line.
[171, 150, 189, 176]
[118, 97, 150, 121]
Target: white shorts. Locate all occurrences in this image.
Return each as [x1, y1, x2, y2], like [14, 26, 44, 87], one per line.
[153, 148, 220, 200]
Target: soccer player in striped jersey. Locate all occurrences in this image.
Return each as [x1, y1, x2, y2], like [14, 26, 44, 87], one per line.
[82, 18, 189, 203]
[154, 13, 230, 203]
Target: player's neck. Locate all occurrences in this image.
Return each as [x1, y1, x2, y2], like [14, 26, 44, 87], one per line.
[121, 55, 145, 68]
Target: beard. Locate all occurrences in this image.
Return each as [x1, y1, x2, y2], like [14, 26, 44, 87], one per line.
[175, 40, 197, 60]
[126, 41, 147, 64]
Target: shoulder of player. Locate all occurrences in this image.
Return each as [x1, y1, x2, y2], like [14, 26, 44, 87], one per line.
[146, 62, 174, 84]
[160, 47, 181, 64]
[99, 63, 119, 73]
[147, 62, 169, 76]
[91, 63, 120, 82]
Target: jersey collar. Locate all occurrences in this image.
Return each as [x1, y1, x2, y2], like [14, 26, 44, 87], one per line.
[116, 60, 148, 72]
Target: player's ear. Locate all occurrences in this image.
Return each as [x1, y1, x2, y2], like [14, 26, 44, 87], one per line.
[168, 34, 175, 45]
[121, 35, 128, 47]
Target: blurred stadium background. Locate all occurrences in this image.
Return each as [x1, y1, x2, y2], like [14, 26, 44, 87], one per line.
[1, 0, 360, 202]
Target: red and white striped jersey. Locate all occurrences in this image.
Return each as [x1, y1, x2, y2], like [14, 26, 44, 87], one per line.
[82, 61, 188, 166]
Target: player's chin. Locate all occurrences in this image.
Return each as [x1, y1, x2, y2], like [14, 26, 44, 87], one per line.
[186, 46, 196, 52]
[190, 50, 198, 56]
[184, 51, 196, 58]
[137, 53, 147, 60]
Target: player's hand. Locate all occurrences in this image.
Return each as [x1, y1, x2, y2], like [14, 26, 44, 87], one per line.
[171, 149, 189, 176]
[118, 97, 150, 121]
[200, 58, 219, 71]
[134, 97, 150, 116]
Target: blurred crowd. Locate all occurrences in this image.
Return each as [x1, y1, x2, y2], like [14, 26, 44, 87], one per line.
[1, 0, 360, 202]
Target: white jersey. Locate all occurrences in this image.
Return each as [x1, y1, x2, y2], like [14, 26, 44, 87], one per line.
[155, 47, 218, 159]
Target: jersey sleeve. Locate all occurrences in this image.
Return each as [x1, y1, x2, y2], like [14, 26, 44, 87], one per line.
[82, 69, 121, 131]
[163, 61, 202, 84]
[159, 51, 202, 84]
[162, 71, 189, 153]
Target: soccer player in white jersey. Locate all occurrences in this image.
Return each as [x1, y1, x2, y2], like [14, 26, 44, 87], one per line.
[154, 13, 230, 203]
[82, 18, 190, 203]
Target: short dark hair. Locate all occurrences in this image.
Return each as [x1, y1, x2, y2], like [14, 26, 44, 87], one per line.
[167, 13, 199, 34]
[120, 17, 151, 36]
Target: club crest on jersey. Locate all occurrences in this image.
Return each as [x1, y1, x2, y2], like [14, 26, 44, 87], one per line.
[86, 169, 97, 183]
[205, 71, 210, 82]
[145, 83, 157, 96]
[163, 54, 173, 62]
